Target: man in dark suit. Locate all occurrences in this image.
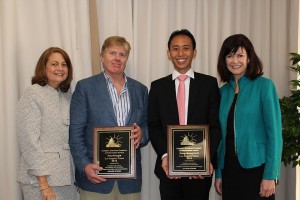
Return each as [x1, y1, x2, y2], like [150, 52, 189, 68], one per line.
[69, 36, 149, 200]
[148, 29, 221, 200]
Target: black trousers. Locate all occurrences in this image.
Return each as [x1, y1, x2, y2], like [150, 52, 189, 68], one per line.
[222, 150, 275, 200]
[159, 177, 212, 200]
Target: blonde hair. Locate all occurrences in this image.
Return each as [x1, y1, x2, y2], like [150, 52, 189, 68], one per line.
[101, 36, 131, 56]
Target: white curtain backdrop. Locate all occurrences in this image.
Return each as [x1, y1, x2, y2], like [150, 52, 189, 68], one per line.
[0, 0, 299, 199]
[0, 0, 92, 199]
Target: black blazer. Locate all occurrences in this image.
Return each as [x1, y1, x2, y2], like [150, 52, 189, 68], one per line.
[148, 72, 221, 180]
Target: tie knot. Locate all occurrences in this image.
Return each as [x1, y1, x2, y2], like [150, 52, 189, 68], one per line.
[178, 74, 188, 81]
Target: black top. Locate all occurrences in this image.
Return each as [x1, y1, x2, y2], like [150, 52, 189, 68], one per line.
[225, 93, 238, 158]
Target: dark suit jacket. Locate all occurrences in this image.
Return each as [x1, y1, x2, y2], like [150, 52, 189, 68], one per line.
[69, 72, 149, 194]
[148, 72, 221, 181]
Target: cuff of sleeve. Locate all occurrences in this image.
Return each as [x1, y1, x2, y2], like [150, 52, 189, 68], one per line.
[215, 168, 222, 179]
[27, 169, 50, 177]
[78, 158, 91, 175]
[161, 153, 167, 160]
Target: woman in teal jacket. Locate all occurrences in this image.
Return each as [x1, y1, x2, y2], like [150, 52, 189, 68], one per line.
[214, 34, 282, 200]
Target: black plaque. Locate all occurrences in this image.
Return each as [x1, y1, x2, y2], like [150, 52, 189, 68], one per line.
[167, 125, 210, 177]
[93, 126, 136, 179]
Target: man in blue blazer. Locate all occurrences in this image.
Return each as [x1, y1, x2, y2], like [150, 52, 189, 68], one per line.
[69, 36, 149, 200]
[148, 29, 221, 200]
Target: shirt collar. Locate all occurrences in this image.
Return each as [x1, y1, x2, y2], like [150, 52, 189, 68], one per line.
[172, 68, 194, 80]
[103, 71, 128, 84]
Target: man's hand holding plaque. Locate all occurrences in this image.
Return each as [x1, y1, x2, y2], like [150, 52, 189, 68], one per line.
[84, 164, 107, 184]
[93, 126, 136, 179]
[162, 155, 213, 180]
[131, 123, 143, 149]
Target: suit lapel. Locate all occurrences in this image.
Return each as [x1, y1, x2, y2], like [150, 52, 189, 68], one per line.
[96, 73, 118, 125]
[165, 75, 179, 123]
[188, 73, 200, 122]
[126, 79, 135, 125]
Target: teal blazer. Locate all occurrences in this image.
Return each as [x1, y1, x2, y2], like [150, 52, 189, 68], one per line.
[215, 76, 282, 181]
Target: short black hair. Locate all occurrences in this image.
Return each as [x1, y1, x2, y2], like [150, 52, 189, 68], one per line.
[168, 29, 196, 50]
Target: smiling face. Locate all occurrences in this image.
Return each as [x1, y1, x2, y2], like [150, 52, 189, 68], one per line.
[167, 35, 197, 74]
[225, 47, 249, 80]
[101, 44, 128, 78]
[45, 52, 68, 89]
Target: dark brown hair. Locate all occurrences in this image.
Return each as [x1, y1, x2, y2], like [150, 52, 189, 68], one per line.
[31, 47, 73, 92]
[217, 34, 263, 82]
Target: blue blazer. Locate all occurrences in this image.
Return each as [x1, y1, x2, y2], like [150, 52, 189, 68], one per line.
[69, 72, 149, 194]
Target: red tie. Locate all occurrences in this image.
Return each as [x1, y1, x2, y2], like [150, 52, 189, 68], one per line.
[177, 75, 188, 125]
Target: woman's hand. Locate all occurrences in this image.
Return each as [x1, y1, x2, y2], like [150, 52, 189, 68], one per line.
[37, 176, 56, 200]
[40, 187, 56, 200]
[260, 179, 275, 197]
[214, 178, 222, 195]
